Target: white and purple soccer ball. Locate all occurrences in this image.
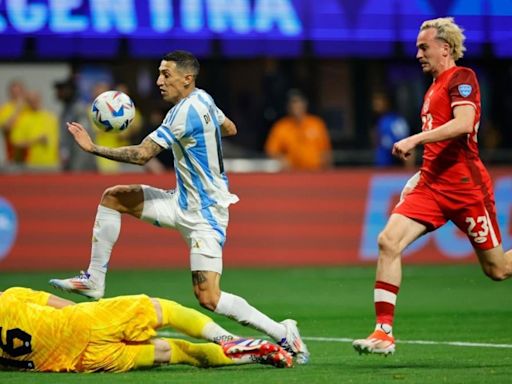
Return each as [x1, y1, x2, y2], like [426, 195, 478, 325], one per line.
[91, 90, 135, 132]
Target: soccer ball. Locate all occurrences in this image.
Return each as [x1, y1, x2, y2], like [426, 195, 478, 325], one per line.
[91, 90, 135, 132]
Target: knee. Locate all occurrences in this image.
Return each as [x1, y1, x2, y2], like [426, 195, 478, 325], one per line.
[100, 186, 123, 209]
[193, 288, 220, 311]
[152, 338, 171, 364]
[156, 339, 171, 354]
[100, 185, 142, 213]
[377, 230, 400, 257]
[483, 266, 510, 282]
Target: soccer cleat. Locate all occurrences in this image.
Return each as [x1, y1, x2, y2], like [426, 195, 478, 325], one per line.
[278, 319, 310, 365]
[49, 271, 104, 300]
[352, 329, 396, 356]
[222, 338, 292, 368]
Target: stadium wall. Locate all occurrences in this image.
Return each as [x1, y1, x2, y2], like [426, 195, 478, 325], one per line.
[0, 169, 511, 270]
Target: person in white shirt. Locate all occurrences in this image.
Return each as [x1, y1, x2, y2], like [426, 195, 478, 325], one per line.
[49, 50, 309, 364]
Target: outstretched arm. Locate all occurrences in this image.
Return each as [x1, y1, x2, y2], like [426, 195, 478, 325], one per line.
[392, 104, 475, 160]
[67, 122, 164, 165]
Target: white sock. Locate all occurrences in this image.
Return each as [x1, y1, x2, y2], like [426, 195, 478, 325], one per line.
[214, 291, 286, 342]
[88, 205, 121, 286]
[375, 323, 393, 336]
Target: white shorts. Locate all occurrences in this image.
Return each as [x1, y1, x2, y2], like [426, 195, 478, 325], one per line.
[140, 185, 228, 274]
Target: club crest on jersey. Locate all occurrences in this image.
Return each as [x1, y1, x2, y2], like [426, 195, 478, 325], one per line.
[458, 84, 472, 97]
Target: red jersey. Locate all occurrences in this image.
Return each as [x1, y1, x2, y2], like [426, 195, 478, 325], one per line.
[419, 66, 490, 190]
[394, 66, 501, 249]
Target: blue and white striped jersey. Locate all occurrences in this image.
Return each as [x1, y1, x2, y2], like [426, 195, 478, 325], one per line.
[149, 89, 239, 211]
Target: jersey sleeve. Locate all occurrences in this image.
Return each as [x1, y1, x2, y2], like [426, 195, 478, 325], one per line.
[199, 90, 225, 125]
[3, 287, 51, 306]
[148, 107, 186, 149]
[9, 114, 29, 144]
[0, 104, 11, 125]
[448, 68, 479, 110]
[215, 105, 226, 125]
[315, 117, 332, 150]
[265, 120, 287, 156]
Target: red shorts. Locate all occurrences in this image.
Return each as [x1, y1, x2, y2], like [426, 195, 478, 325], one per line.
[393, 182, 501, 250]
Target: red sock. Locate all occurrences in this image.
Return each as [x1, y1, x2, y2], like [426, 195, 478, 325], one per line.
[374, 281, 399, 326]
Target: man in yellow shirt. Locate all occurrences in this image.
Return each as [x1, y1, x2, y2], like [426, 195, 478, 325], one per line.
[265, 90, 332, 170]
[0, 287, 291, 372]
[0, 80, 29, 166]
[9, 91, 59, 171]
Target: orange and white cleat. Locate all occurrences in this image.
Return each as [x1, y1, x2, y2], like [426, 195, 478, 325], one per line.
[352, 329, 395, 356]
[222, 338, 293, 368]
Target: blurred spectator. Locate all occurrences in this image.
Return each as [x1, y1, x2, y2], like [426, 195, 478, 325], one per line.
[371, 91, 413, 168]
[10, 91, 59, 172]
[115, 82, 144, 145]
[90, 82, 117, 173]
[265, 89, 332, 170]
[262, 58, 290, 132]
[54, 77, 96, 171]
[0, 79, 29, 168]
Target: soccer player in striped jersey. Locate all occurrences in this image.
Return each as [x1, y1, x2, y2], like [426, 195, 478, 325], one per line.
[353, 17, 512, 356]
[0, 287, 291, 371]
[49, 50, 309, 364]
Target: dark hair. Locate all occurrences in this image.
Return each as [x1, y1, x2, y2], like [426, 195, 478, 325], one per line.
[286, 88, 307, 103]
[162, 50, 200, 78]
[373, 89, 397, 112]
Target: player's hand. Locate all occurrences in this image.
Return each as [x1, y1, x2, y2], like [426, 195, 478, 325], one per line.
[392, 137, 417, 160]
[67, 122, 94, 152]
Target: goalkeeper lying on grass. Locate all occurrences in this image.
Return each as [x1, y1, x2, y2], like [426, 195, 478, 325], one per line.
[0, 287, 292, 372]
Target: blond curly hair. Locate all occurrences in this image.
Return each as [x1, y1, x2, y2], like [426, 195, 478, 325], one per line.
[420, 17, 466, 61]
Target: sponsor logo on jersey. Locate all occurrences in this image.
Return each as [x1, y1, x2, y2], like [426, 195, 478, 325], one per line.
[458, 84, 472, 97]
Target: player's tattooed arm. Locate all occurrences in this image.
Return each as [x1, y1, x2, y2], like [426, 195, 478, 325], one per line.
[91, 137, 164, 165]
[67, 121, 163, 164]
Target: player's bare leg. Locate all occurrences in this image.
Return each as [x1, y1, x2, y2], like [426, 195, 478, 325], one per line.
[192, 270, 310, 364]
[49, 185, 144, 299]
[353, 214, 426, 356]
[476, 246, 512, 281]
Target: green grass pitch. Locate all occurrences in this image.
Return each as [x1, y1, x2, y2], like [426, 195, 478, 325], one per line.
[1, 265, 511, 383]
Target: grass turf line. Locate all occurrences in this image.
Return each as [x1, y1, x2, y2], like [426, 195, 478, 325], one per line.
[0, 265, 511, 383]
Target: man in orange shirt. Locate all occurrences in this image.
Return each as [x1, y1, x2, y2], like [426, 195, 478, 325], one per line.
[265, 90, 332, 170]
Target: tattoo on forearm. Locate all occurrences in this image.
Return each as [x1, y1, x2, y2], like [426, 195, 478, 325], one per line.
[92, 145, 146, 165]
[91, 138, 162, 165]
[192, 271, 208, 285]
